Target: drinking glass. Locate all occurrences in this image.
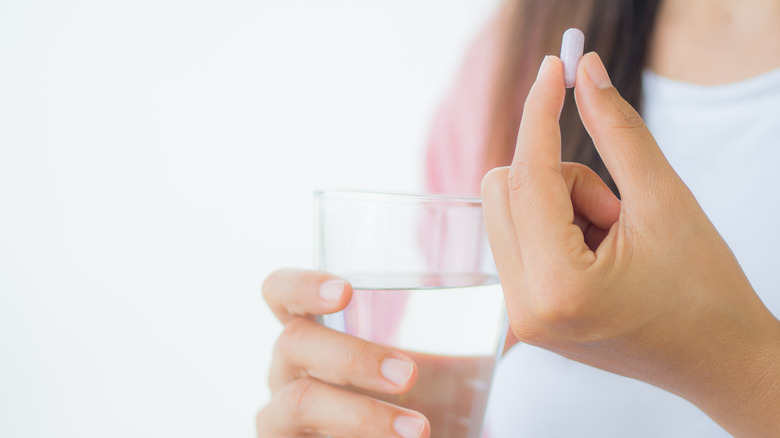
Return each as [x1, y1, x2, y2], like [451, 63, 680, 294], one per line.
[315, 189, 506, 438]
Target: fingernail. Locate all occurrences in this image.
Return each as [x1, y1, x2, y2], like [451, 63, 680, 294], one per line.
[318, 279, 344, 303]
[381, 357, 413, 386]
[536, 55, 550, 80]
[584, 53, 612, 89]
[393, 415, 425, 438]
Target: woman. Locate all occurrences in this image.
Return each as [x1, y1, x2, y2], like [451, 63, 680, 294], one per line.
[257, 0, 780, 436]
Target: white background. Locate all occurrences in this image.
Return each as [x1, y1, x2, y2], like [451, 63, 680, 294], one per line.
[0, 0, 499, 436]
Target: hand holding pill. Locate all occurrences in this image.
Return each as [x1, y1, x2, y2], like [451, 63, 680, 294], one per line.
[481, 31, 780, 437]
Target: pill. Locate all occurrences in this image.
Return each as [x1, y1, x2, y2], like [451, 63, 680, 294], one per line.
[560, 28, 585, 88]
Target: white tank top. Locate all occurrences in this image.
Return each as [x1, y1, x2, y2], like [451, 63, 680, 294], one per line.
[484, 67, 780, 437]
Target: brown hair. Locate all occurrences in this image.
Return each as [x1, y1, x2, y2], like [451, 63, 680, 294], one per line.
[485, 0, 662, 195]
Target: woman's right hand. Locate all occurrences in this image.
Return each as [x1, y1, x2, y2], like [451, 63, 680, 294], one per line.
[256, 268, 431, 438]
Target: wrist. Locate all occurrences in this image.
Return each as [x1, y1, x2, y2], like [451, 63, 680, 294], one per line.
[679, 309, 780, 437]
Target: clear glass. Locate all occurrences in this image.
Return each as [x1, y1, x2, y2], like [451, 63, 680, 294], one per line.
[315, 189, 506, 438]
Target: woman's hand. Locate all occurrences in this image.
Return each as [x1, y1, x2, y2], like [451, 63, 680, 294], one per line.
[481, 53, 780, 437]
[257, 268, 430, 438]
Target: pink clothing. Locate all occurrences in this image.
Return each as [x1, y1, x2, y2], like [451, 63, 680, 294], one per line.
[425, 24, 500, 197]
[424, 24, 503, 438]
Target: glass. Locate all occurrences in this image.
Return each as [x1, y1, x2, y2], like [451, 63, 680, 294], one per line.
[315, 189, 506, 438]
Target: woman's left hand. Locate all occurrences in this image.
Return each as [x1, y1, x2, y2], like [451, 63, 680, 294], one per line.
[481, 52, 780, 438]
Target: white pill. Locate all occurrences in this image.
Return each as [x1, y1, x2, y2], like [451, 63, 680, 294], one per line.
[560, 28, 585, 88]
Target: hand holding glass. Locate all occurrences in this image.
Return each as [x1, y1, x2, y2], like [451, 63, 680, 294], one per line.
[315, 190, 506, 438]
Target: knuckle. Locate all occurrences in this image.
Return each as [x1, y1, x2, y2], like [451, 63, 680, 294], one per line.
[275, 317, 310, 358]
[560, 162, 589, 180]
[527, 273, 589, 326]
[341, 338, 375, 372]
[481, 166, 509, 197]
[602, 99, 646, 134]
[524, 273, 612, 343]
[611, 110, 644, 132]
[481, 167, 510, 214]
[352, 398, 385, 431]
[507, 164, 532, 193]
[267, 345, 286, 393]
[507, 161, 560, 195]
[530, 290, 581, 327]
[560, 162, 586, 192]
[281, 377, 320, 422]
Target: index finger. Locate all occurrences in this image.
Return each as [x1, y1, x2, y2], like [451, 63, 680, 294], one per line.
[262, 268, 353, 324]
[508, 56, 592, 263]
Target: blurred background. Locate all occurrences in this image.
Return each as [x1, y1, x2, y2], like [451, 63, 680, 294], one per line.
[0, 0, 500, 436]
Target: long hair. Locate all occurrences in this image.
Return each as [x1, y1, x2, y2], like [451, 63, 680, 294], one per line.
[485, 0, 662, 195]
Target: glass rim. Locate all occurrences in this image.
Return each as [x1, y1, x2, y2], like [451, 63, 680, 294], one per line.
[314, 188, 482, 207]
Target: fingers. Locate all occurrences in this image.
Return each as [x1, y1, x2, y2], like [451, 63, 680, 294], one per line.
[574, 52, 680, 205]
[562, 162, 621, 251]
[512, 56, 566, 171]
[482, 163, 620, 337]
[262, 268, 353, 323]
[507, 56, 595, 265]
[269, 317, 417, 395]
[482, 167, 524, 277]
[257, 377, 430, 438]
[561, 162, 621, 231]
[482, 166, 537, 338]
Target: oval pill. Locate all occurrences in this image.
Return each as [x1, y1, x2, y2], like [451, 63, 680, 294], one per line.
[560, 28, 585, 88]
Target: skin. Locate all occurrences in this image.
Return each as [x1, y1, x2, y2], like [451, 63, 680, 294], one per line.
[650, 0, 780, 85]
[258, 270, 431, 438]
[258, 1, 780, 436]
[481, 53, 780, 437]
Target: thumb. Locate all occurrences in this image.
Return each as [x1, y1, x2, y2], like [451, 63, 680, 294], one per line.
[574, 52, 680, 204]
